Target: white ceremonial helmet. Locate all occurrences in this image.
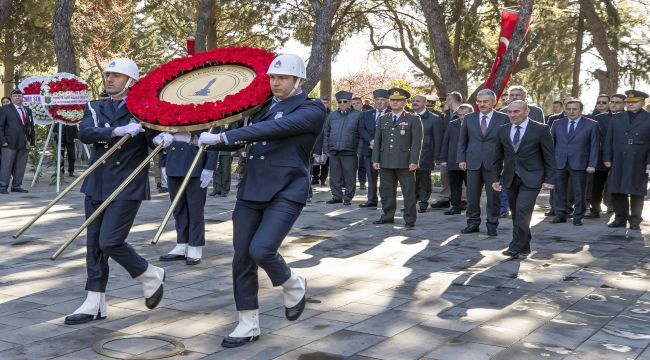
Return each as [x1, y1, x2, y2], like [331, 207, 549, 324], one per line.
[103, 58, 139, 81]
[267, 54, 306, 79]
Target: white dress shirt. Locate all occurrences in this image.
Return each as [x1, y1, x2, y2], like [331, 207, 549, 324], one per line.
[510, 118, 530, 144]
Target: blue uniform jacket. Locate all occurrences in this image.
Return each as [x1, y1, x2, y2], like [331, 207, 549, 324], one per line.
[79, 99, 153, 201]
[159, 131, 218, 177]
[207, 92, 326, 204]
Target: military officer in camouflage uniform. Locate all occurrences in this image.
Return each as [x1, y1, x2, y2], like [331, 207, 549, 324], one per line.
[372, 88, 423, 228]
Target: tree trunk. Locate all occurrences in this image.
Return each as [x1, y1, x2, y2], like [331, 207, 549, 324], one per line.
[419, 0, 466, 96]
[206, 0, 218, 50]
[303, 0, 340, 94]
[53, 0, 76, 74]
[195, 0, 215, 52]
[578, 0, 619, 94]
[490, 0, 533, 97]
[319, 49, 332, 99]
[3, 30, 14, 95]
[571, 10, 584, 97]
[0, 0, 12, 31]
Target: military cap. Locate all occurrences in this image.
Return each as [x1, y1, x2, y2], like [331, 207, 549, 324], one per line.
[387, 88, 410, 100]
[372, 89, 389, 99]
[611, 93, 627, 101]
[10, 88, 22, 95]
[624, 89, 649, 102]
[335, 91, 353, 101]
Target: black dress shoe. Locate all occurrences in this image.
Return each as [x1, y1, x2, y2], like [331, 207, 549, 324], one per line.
[373, 218, 394, 224]
[64, 311, 105, 325]
[519, 250, 531, 257]
[343, 200, 352, 206]
[404, 222, 415, 228]
[584, 212, 600, 219]
[209, 190, 221, 196]
[0, 189, 8, 194]
[186, 258, 201, 265]
[608, 220, 627, 228]
[502, 249, 519, 258]
[145, 271, 165, 310]
[573, 220, 583, 226]
[629, 224, 641, 230]
[221, 335, 260, 348]
[159, 254, 186, 261]
[320, 181, 326, 186]
[461, 226, 479, 234]
[460, 201, 468, 211]
[311, 179, 319, 185]
[500, 211, 510, 218]
[430, 200, 450, 209]
[544, 210, 555, 217]
[159, 187, 168, 193]
[444, 209, 461, 215]
[11, 187, 28, 193]
[326, 199, 342, 204]
[68, 172, 75, 177]
[550, 217, 567, 224]
[359, 202, 377, 208]
[418, 207, 427, 213]
[220, 192, 229, 197]
[359, 184, 367, 190]
[487, 229, 498, 236]
[285, 280, 306, 321]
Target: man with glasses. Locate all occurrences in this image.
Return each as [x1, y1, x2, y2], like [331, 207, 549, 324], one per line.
[592, 94, 611, 116]
[323, 91, 363, 206]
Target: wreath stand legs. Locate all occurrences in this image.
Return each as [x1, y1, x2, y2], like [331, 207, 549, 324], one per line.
[31, 123, 54, 188]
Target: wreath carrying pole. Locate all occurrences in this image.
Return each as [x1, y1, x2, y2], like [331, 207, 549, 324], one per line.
[32, 123, 55, 188]
[56, 123, 62, 193]
[14, 134, 133, 239]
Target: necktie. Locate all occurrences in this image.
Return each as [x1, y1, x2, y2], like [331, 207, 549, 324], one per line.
[513, 125, 521, 147]
[569, 120, 575, 137]
[375, 110, 382, 126]
[480, 115, 488, 136]
[392, 114, 398, 127]
[18, 107, 26, 125]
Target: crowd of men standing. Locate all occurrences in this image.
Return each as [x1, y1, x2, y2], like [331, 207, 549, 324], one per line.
[312, 85, 650, 257]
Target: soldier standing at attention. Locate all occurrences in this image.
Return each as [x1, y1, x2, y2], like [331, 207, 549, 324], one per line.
[372, 88, 423, 228]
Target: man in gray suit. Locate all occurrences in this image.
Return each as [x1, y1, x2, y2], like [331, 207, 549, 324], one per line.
[493, 100, 555, 258]
[458, 89, 509, 236]
[550, 100, 599, 226]
[503, 85, 545, 123]
[412, 95, 444, 212]
[323, 91, 363, 206]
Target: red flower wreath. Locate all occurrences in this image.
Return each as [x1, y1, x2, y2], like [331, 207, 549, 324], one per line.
[126, 46, 276, 126]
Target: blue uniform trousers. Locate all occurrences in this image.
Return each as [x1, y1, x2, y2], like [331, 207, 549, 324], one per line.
[167, 176, 207, 247]
[232, 198, 303, 310]
[84, 196, 148, 292]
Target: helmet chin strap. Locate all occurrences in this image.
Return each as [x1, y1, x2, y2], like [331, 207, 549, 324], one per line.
[286, 78, 301, 99]
[111, 78, 133, 99]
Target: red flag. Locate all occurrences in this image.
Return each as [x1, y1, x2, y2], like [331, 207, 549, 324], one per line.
[484, 8, 532, 100]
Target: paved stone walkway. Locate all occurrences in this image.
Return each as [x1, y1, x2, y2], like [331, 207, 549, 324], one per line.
[0, 172, 649, 359]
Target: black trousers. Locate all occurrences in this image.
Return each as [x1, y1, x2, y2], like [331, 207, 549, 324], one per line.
[506, 176, 540, 253]
[590, 170, 609, 213]
[358, 155, 367, 185]
[168, 177, 207, 247]
[379, 168, 417, 224]
[232, 198, 303, 310]
[329, 154, 357, 201]
[555, 168, 587, 220]
[466, 166, 500, 230]
[611, 193, 644, 226]
[84, 197, 148, 292]
[212, 154, 233, 194]
[312, 158, 329, 183]
[364, 155, 379, 204]
[448, 170, 467, 210]
[415, 169, 432, 208]
[61, 141, 76, 172]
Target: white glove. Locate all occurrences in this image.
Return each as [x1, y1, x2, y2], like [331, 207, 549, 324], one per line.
[161, 167, 167, 184]
[173, 132, 191, 143]
[114, 123, 144, 137]
[200, 169, 213, 188]
[198, 132, 224, 147]
[153, 132, 173, 148]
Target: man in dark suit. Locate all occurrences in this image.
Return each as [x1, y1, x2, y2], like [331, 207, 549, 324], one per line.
[358, 89, 389, 208]
[198, 54, 326, 347]
[54, 124, 79, 177]
[431, 92, 463, 209]
[503, 85, 545, 123]
[550, 100, 599, 226]
[492, 100, 555, 258]
[65, 58, 165, 326]
[458, 89, 509, 236]
[157, 131, 217, 265]
[439, 104, 472, 215]
[603, 90, 650, 230]
[545, 101, 563, 124]
[0, 89, 35, 194]
[412, 94, 443, 212]
[586, 93, 627, 218]
[372, 88, 423, 228]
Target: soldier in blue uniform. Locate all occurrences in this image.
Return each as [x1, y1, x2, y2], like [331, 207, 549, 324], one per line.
[64, 58, 165, 325]
[198, 54, 327, 348]
[154, 131, 216, 265]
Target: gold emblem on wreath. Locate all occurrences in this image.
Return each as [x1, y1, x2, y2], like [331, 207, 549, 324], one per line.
[159, 65, 256, 105]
